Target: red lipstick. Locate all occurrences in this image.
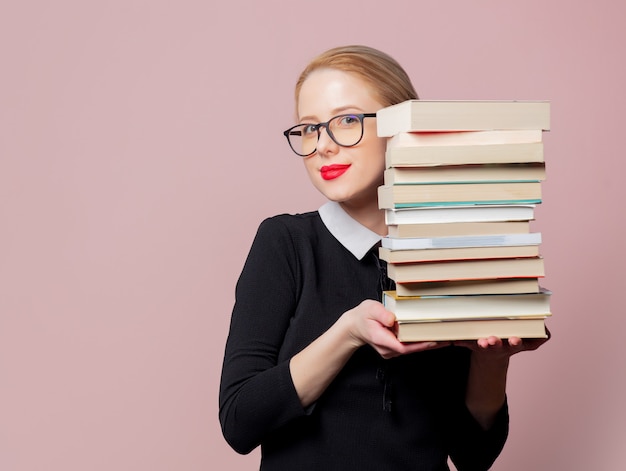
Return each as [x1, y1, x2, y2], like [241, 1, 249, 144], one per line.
[320, 164, 351, 181]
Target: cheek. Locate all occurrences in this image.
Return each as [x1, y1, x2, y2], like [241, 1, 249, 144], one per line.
[374, 136, 387, 156]
[366, 138, 387, 171]
[369, 142, 387, 185]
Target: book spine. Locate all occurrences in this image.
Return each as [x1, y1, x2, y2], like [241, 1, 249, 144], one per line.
[385, 142, 544, 167]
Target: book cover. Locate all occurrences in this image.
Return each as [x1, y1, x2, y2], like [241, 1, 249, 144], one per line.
[378, 244, 540, 264]
[394, 317, 549, 342]
[387, 220, 530, 238]
[385, 142, 544, 167]
[378, 182, 542, 209]
[383, 289, 552, 322]
[384, 205, 536, 225]
[394, 278, 541, 297]
[377, 100, 550, 136]
[386, 129, 543, 148]
[381, 232, 542, 250]
[386, 256, 545, 283]
[383, 163, 546, 185]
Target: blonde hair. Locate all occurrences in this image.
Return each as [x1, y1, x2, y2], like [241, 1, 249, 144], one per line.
[294, 45, 418, 109]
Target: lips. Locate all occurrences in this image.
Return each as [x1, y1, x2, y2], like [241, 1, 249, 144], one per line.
[320, 164, 351, 181]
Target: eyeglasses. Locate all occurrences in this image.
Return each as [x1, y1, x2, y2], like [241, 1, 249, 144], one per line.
[283, 113, 377, 157]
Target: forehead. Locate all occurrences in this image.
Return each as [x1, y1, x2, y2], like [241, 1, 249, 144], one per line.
[297, 69, 383, 121]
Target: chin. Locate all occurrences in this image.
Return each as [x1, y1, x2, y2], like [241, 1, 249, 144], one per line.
[325, 190, 376, 208]
[312, 176, 379, 206]
[320, 192, 352, 204]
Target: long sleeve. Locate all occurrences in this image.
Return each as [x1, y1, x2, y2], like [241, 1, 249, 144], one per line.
[449, 400, 509, 471]
[218, 217, 309, 454]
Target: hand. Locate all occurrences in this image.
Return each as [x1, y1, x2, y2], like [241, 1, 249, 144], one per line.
[344, 299, 450, 359]
[453, 327, 552, 362]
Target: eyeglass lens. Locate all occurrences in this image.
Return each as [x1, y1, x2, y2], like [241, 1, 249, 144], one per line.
[288, 114, 364, 156]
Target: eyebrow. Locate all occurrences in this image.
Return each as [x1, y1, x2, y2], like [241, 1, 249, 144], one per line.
[298, 105, 366, 124]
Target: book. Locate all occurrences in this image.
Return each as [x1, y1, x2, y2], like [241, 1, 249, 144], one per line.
[376, 100, 550, 137]
[387, 220, 530, 238]
[383, 289, 552, 322]
[394, 278, 541, 296]
[387, 257, 545, 283]
[381, 232, 542, 250]
[394, 317, 548, 342]
[378, 182, 542, 209]
[386, 143, 544, 167]
[378, 244, 540, 263]
[386, 129, 543, 148]
[384, 130, 544, 168]
[384, 204, 536, 225]
[383, 163, 546, 184]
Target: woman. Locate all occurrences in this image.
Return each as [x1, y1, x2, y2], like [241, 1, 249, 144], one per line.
[219, 45, 548, 470]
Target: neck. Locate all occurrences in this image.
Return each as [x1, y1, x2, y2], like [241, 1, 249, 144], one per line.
[339, 200, 387, 236]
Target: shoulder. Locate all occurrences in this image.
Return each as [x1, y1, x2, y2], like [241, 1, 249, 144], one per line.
[248, 211, 337, 265]
[261, 210, 321, 227]
[242, 211, 326, 277]
[255, 211, 324, 240]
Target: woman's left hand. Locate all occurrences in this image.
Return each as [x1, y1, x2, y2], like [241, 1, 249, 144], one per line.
[453, 327, 551, 361]
[458, 327, 551, 430]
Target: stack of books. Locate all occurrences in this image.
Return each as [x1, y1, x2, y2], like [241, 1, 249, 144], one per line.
[376, 100, 552, 342]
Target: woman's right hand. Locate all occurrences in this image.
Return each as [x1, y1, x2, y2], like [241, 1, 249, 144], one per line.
[290, 299, 449, 407]
[343, 299, 450, 359]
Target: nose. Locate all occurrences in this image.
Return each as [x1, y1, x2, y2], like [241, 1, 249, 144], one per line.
[315, 124, 338, 156]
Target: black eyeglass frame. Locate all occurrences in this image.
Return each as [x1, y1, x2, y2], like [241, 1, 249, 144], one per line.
[283, 113, 377, 157]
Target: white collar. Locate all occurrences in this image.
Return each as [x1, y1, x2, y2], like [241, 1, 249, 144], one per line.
[318, 201, 382, 260]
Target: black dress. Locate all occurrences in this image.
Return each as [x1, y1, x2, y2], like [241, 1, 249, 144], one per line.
[219, 206, 508, 471]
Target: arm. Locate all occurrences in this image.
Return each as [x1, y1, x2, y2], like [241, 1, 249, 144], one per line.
[219, 217, 447, 453]
[465, 351, 509, 430]
[447, 332, 550, 470]
[289, 300, 444, 408]
[461, 332, 551, 430]
[218, 218, 307, 454]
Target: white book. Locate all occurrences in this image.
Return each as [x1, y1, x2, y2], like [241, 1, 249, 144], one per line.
[383, 289, 552, 322]
[381, 232, 542, 250]
[384, 205, 536, 225]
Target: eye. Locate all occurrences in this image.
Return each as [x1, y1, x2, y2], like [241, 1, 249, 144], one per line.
[336, 115, 360, 128]
[301, 124, 318, 137]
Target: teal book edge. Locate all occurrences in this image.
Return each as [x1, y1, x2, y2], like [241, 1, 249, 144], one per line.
[392, 199, 542, 208]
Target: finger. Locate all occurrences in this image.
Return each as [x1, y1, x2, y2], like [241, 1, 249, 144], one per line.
[378, 336, 448, 357]
[399, 341, 445, 354]
[365, 302, 396, 328]
[477, 337, 494, 348]
[378, 309, 397, 328]
[427, 341, 453, 349]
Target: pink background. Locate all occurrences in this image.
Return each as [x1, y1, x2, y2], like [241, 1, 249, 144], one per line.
[1, 1, 624, 470]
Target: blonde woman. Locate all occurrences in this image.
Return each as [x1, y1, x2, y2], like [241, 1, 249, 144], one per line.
[219, 45, 548, 471]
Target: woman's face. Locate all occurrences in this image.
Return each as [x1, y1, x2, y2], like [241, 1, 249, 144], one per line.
[297, 68, 387, 210]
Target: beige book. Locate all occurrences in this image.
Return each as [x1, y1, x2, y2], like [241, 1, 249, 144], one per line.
[378, 244, 540, 264]
[377, 100, 550, 136]
[395, 278, 541, 297]
[387, 221, 530, 238]
[395, 317, 548, 342]
[387, 257, 545, 283]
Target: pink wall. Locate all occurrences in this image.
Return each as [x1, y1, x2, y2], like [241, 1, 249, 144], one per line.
[1, 1, 624, 469]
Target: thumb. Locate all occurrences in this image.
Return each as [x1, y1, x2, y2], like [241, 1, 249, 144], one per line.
[378, 307, 397, 328]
